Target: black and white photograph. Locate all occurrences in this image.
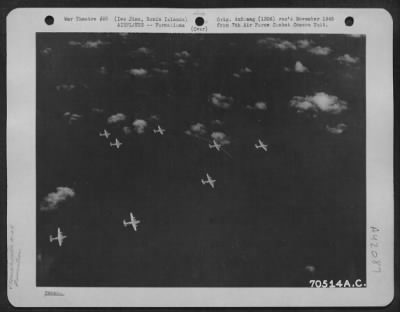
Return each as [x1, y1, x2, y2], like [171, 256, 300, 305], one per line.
[36, 32, 366, 287]
[6, 7, 395, 307]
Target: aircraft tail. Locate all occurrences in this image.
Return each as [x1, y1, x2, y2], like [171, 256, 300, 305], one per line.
[123, 220, 127, 227]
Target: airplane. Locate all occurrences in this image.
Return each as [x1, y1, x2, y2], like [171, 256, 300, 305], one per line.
[208, 140, 222, 151]
[99, 129, 111, 138]
[110, 138, 123, 149]
[49, 227, 67, 247]
[255, 139, 268, 152]
[153, 125, 166, 135]
[123, 212, 141, 231]
[201, 173, 216, 189]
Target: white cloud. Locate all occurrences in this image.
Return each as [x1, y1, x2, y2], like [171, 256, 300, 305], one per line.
[68, 40, 82, 46]
[107, 113, 127, 124]
[290, 92, 348, 115]
[185, 122, 207, 136]
[175, 50, 190, 58]
[294, 61, 309, 73]
[40, 47, 52, 55]
[210, 131, 231, 145]
[304, 265, 316, 273]
[152, 68, 169, 75]
[174, 58, 187, 67]
[336, 54, 360, 65]
[132, 119, 148, 134]
[296, 39, 314, 49]
[91, 107, 104, 114]
[149, 115, 160, 122]
[40, 187, 75, 211]
[63, 113, 82, 125]
[126, 68, 149, 78]
[232, 73, 241, 78]
[239, 67, 252, 73]
[97, 66, 108, 75]
[246, 101, 268, 111]
[173, 50, 191, 67]
[56, 84, 76, 92]
[123, 126, 132, 135]
[326, 123, 348, 134]
[290, 97, 315, 112]
[81, 40, 111, 48]
[284, 61, 309, 73]
[68, 40, 110, 48]
[210, 93, 233, 110]
[257, 37, 297, 50]
[307, 45, 332, 55]
[135, 47, 152, 55]
[211, 119, 224, 126]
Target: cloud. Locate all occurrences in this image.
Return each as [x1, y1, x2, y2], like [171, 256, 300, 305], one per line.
[232, 73, 241, 78]
[40, 47, 52, 56]
[107, 113, 127, 124]
[63, 112, 83, 124]
[185, 122, 207, 136]
[307, 46, 332, 55]
[326, 123, 348, 134]
[246, 101, 268, 111]
[304, 265, 316, 273]
[135, 46, 152, 55]
[126, 68, 150, 78]
[152, 67, 169, 75]
[68, 40, 82, 46]
[148, 115, 160, 122]
[290, 92, 348, 115]
[174, 50, 191, 67]
[211, 119, 224, 126]
[296, 39, 314, 49]
[67, 40, 110, 48]
[174, 58, 187, 67]
[56, 84, 76, 92]
[210, 93, 234, 110]
[294, 61, 309, 73]
[257, 37, 297, 50]
[239, 67, 252, 73]
[283, 61, 309, 73]
[210, 131, 231, 145]
[40, 187, 75, 211]
[122, 126, 132, 135]
[97, 66, 108, 75]
[175, 50, 190, 58]
[336, 54, 360, 65]
[91, 107, 104, 114]
[81, 40, 111, 48]
[132, 119, 148, 134]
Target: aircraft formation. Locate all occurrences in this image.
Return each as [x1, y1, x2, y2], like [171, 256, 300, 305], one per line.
[49, 122, 268, 246]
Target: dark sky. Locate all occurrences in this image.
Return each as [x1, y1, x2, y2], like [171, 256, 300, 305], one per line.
[36, 33, 366, 287]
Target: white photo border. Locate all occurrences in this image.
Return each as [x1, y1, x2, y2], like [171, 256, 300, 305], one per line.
[7, 8, 394, 307]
